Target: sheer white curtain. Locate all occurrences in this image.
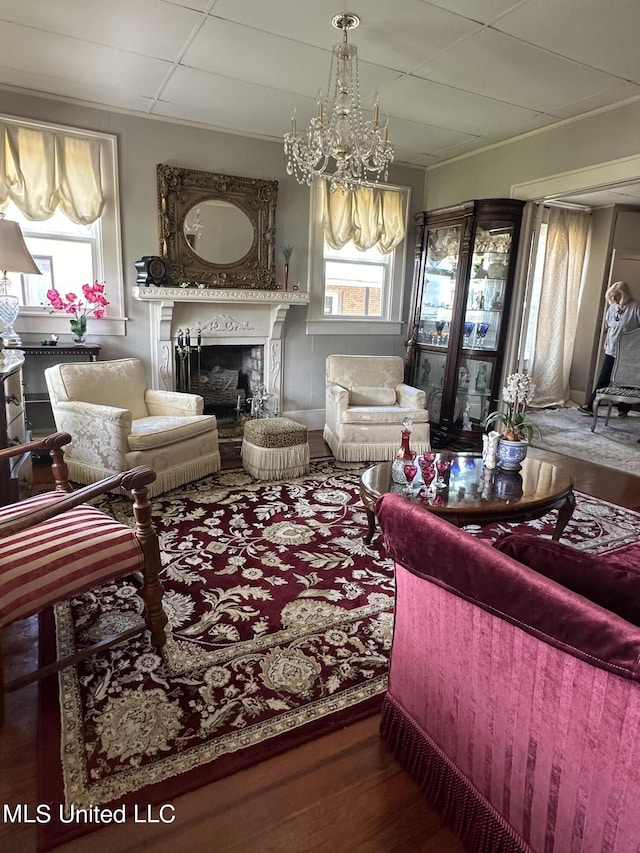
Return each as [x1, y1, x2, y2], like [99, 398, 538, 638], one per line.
[320, 180, 405, 253]
[0, 123, 104, 224]
[530, 207, 591, 406]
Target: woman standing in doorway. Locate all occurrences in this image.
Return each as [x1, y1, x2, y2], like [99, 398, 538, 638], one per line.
[579, 280, 640, 415]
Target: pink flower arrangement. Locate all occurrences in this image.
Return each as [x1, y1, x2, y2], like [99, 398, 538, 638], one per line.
[46, 282, 108, 339]
[46, 281, 109, 319]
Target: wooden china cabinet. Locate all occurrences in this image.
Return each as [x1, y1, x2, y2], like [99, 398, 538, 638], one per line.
[405, 198, 525, 448]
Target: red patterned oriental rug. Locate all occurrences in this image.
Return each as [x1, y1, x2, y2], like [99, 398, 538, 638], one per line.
[37, 461, 640, 850]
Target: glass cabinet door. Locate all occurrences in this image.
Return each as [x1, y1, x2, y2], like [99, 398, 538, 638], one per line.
[416, 224, 461, 347]
[464, 221, 514, 353]
[455, 219, 516, 432]
[406, 200, 524, 448]
[414, 224, 462, 426]
[451, 356, 495, 430]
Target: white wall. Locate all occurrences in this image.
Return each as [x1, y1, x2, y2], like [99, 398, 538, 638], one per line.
[425, 101, 640, 211]
[2, 89, 427, 422]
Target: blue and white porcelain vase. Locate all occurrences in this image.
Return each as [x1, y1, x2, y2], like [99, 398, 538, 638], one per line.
[496, 437, 528, 471]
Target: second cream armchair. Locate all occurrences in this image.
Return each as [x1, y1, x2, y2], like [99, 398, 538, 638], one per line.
[45, 358, 221, 496]
[324, 354, 430, 462]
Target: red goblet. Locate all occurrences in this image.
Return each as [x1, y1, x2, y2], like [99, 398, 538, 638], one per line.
[403, 463, 418, 491]
[435, 459, 451, 488]
[418, 456, 436, 488]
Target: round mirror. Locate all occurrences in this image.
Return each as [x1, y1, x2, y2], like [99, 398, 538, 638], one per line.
[183, 200, 255, 265]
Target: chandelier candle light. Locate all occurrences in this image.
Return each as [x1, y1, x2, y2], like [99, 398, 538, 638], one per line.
[284, 13, 394, 192]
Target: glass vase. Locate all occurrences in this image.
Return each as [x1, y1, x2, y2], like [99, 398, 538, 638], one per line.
[70, 316, 87, 344]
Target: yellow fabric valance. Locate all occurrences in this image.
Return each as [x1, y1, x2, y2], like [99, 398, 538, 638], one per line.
[0, 123, 105, 224]
[320, 181, 406, 255]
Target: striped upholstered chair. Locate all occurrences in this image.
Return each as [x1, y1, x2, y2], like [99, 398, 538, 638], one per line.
[0, 432, 168, 723]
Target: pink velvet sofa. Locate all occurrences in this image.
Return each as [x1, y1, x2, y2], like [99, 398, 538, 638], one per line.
[377, 492, 640, 853]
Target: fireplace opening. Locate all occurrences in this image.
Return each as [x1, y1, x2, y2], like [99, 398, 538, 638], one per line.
[175, 343, 265, 431]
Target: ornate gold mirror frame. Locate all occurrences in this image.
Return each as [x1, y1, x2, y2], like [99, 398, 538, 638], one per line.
[157, 164, 278, 289]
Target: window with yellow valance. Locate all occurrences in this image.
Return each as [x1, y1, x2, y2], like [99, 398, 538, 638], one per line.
[307, 178, 411, 335]
[0, 122, 105, 225]
[320, 180, 406, 255]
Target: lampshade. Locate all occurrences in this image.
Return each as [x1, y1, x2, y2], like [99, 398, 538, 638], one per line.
[0, 214, 41, 346]
[0, 217, 41, 278]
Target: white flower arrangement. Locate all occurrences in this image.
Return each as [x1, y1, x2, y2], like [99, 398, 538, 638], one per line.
[485, 372, 538, 442]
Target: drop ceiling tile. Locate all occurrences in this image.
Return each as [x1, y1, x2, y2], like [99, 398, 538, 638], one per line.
[0, 0, 203, 60]
[421, 0, 526, 24]
[401, 151, 440, 167]
[383, 74, 542, 136]
[182, 18, 400, 100]
[164, 0, 210, 11]
[551, 82, 640, 119]
[495, 0, 640, 82]
[0, 64, 158, 114]
[156, 66, 300, 139]
[0, 23, 172, 95]
[389, 114, 476, 155]
[210, 0, 482, 72]
[413, 28, 627, 112]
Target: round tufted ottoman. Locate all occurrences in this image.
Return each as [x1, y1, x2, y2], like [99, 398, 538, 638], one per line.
[241, 417, 310, 480]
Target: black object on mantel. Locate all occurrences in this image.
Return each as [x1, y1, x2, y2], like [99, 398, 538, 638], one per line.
[134, 256, 171, 286]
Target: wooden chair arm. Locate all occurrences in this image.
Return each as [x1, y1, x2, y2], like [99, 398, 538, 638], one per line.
[0, 431, 72, 461]
[0, 465, 158, 539]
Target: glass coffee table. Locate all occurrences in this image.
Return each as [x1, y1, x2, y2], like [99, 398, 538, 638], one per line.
[359, 452, 575, 544]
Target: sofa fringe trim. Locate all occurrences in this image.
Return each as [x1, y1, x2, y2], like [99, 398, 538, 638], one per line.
[67, 453, 221, 497]
[323, 427, 431, 462]
[379, 694, 533, 853]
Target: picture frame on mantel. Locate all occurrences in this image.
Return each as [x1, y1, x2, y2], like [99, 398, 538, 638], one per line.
[156, 164, 278, 290]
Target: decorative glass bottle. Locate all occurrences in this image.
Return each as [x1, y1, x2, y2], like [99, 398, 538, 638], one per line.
[391, 417, 416, 484]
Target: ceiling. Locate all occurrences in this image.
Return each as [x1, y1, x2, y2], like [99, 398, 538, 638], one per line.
[1, 0, 640, 183]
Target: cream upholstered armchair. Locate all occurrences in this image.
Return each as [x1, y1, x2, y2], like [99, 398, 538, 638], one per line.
[45, 358, 221, 496]
[324, 354, 430, 462]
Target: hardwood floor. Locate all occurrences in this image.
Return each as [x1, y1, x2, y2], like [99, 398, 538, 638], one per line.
[1, 434, 639, 852]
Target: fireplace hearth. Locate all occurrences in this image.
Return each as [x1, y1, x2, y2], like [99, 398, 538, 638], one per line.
[176, 343, 267, 426]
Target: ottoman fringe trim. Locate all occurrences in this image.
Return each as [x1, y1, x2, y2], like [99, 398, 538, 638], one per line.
[241, 440, 310, 480]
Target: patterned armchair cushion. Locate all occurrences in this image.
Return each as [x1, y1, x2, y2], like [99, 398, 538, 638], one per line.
[129, 415, 218, 450]
[53, 358, 150, 420]
[349, 386, 397, 406]
[327, 355, 404, 390]
[0, 492, 144, 627]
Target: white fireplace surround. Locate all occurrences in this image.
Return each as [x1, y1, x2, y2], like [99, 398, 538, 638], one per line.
[132, 286, 309, 412]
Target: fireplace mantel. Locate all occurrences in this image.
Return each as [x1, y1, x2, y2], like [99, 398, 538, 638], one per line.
[132, 286, 309, 408]
[131, 286, 309, 306]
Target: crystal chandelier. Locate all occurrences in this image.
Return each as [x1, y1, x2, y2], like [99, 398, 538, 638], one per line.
[284, 13, 394, 192]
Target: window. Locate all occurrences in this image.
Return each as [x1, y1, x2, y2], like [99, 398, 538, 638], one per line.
[306, 179, 410, 335]
[324, 242, 390, 318]
[0, 114, 125, 337]
[3, 202, 98, 307]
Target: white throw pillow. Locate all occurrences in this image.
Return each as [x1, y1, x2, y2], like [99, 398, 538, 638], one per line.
[349, 386, 397, 406]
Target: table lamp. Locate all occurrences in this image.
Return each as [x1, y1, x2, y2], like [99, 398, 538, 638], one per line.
[0, 213, 41, 347]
